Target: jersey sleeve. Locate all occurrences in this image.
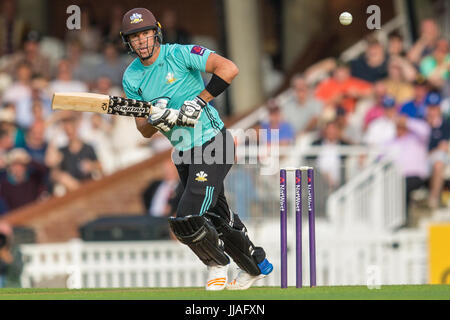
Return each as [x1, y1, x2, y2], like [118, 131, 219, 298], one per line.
[122, 76, 142, 100]
[174, 44, 215, 72]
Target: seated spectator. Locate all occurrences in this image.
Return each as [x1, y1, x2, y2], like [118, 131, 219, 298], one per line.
[383, 59, 415, 105]
[48, 59, 87, 95]
[161, 9, 191, 45]
[350, 36, 388, 83]
[65, 40, 95, 84]
[278, 74, 322, 135]
[419, 38, 450, 88]
[2, 61, 33, 128]
[425, 91, 449, 209]
[381, 116, 431, 227]
[364, 96, 398, 147]
[363, 81, 389, 130]
[387, 31, 407, 58]
[46, 112, 102, 194]
[315, 61, 372, 113]
[1, 30, 51, 79]
[0, 148, 48, 213]
[142, 159, 181, 217]
[259, 101, 295, 146]
[407, 19, 441, 66]
[95, 40, 128, 87]
[23, 121, 48, 165]
[399, 76, 430, 119]
[0, 108, 26, 148]
[310, 120, 350, 189]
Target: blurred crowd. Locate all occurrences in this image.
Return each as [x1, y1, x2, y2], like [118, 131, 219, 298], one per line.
[0, 1, 200, 216]
[263, 19, 450, 223]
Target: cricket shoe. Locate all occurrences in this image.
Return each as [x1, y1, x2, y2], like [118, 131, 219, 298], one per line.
[227, 258, 273, 290]
[205, 263, 229, 291]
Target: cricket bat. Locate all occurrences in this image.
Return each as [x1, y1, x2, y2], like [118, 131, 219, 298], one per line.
[52, 92, 155, 118]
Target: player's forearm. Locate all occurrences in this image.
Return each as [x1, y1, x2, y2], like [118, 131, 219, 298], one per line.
[135, 118, 158, 138]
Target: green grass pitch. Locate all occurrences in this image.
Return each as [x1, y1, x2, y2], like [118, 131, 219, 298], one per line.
[0, 285, 449, 300]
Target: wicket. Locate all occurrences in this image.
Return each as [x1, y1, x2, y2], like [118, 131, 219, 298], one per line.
[280, 166, 316, 288]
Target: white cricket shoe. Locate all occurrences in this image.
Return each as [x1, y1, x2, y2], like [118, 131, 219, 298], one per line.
[227, 270, 267, 290]
[227, 258, 273, 290]
[205, 264, 229, 291]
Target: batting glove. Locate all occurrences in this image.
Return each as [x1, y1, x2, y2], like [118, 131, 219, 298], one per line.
[177, 96, 206, 127]
[148, 99, 179, 133]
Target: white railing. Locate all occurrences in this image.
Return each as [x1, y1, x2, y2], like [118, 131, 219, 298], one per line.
[19, 219, 428, 289]
[326, 157, 406, 231]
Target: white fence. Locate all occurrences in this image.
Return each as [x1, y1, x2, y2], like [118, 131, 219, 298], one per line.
[326, 157, 406, 231]
[19, 220, 428, 289]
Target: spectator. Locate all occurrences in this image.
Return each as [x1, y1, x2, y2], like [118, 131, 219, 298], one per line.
[161, 10, 191, 45]
[65, 40, 95, 84]
[0, 108, 26, 149]
[0, 221, 13, 287]
[383, 59, 415, 104]
[425, 91, 449, 209]
[419, 38, 450, 88]
[364, 96, 398, 147]
[278, 74, 322, 135]
[407, 19, 441, 66]
[48, 59, 88, 95]
[350, 36, 389, 83]
[259, 101, 295, 146]
[95, 40, 128, 87]
[46, 112, 102, 194]
[1, 30, 51, 79]
[81, 113, 115, 175]
[399, 76, 430, 119]
[315, 61, 372, 113]
[0, 148, 48, 212]
[363, 81, 389, 130]
[0, 0, 28, 56]
[2, 61, 34, 128]
[23, 121, 48, 165]
[381, 116, 431, 227]
[386, 32, 417, 83]
[309, 120, 350, 189]
[388, 31, 407, 58]
[142, 159, 181, 217]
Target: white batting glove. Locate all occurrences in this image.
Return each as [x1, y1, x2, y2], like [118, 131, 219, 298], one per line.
[177, 96, 206, 127]
[148, 99, 179, 132]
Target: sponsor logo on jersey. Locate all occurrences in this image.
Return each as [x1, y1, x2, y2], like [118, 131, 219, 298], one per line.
[190, 45, 206, 56]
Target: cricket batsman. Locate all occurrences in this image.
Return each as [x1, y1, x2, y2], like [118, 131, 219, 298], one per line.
[120, 8, 273, 290]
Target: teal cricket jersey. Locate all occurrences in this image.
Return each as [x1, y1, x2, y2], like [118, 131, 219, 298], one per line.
[122, 44, 224, 151]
